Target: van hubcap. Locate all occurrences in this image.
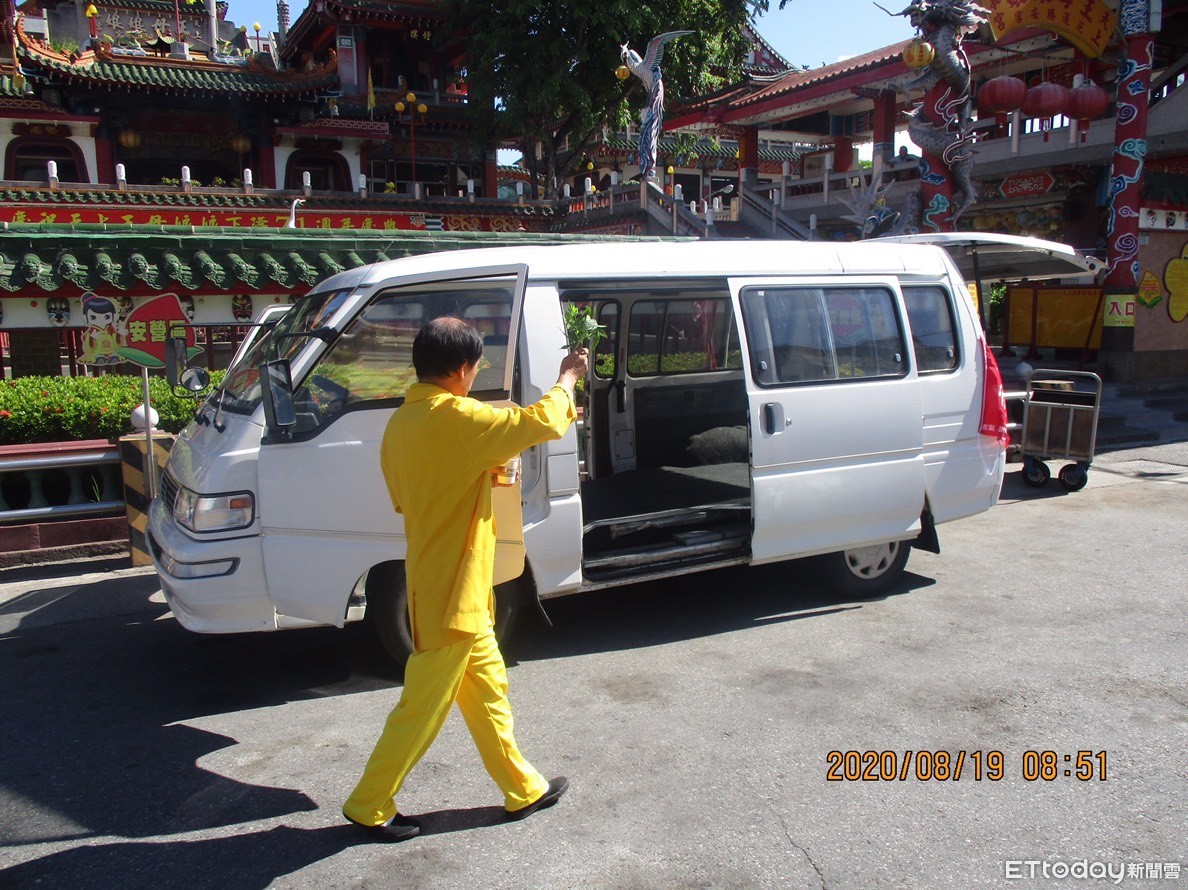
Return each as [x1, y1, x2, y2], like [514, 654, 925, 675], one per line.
[843, 543, 899, 579]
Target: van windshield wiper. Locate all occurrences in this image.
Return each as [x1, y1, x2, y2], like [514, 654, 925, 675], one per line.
[211, 386, 227, 432]
[194, 386, 228, 432]
[273, 327, 339, 347]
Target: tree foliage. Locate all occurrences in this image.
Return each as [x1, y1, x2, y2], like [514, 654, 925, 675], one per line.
[454, 0, 762, 197]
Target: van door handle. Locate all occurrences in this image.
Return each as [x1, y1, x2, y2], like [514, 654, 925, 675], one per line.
[762, 402, 784, 434]
[615, 380, 626, 413]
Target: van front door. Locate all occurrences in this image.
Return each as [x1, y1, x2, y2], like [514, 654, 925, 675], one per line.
[732, 278, 926, 563]
[257, 265, 529, 627]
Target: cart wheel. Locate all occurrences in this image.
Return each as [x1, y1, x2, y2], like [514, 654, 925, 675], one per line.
[1022, 458, 1050, 488]
[1058, 464, 1089, 492]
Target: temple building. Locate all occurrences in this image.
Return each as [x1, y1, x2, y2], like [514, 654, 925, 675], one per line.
[2, 0, 1188, 380]
[0, 0, 543, 376]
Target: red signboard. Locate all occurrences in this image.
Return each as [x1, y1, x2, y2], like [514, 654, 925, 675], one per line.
[999, 172, 1055, 200]
[0, 206, 501, 231]
[79, 293, 199, 367]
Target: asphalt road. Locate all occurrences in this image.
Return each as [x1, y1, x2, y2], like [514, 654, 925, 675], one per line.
[0, 449, 1185, 889]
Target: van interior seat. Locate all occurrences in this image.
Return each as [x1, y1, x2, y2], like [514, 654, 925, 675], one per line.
[632, 375, 748, 469]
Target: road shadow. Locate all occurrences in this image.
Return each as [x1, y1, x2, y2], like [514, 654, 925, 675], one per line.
[0, 572, 400, 848]
[504, 558, 930, 665]
[0, 824, 362, 889]
[999, 464, 1085, 500]
[0, 805, 516, 888]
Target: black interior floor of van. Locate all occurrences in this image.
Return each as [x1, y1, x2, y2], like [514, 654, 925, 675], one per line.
[580, 462, 751, 526]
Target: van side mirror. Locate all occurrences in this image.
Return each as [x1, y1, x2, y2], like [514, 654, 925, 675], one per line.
[165, 335, 211, 396]
[260, 358, 297, 436]
[180, 367, 211, 393]
[164, 336, 187, 387]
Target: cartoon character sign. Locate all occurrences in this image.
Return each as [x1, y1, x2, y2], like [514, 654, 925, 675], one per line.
[232, 294, 253, 322]
[46, 297, 71, 327]
[117, 294, 201, 368]
[80, 293, 124, 365]
[179, 295, 196, 322]
[118, 296, 135, 323]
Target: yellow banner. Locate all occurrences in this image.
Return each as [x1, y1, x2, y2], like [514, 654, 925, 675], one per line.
[1008, 287, 1104, 347]
[985, 0, 1116, 59]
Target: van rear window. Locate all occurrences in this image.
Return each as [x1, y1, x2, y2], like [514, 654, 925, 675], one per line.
[903, 285, 959, 373]
[741, 286, 906, 385]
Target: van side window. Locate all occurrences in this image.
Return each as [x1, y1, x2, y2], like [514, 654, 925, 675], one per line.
[292, 278, 517, 435]
[593, 302, 619, 379]
[741, 286, 906, 385]
[627, 298, 739, 376]
[903, 285, 959, 373]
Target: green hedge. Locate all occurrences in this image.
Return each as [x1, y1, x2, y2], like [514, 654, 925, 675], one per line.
[0, 372, 224, 445]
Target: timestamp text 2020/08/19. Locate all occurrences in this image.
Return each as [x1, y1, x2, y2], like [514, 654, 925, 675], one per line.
[825, 750, 1108, 783]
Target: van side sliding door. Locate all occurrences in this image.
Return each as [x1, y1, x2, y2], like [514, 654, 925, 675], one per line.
[731, 278, 926, 563]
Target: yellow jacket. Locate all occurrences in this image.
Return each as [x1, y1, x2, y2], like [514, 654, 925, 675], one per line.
[381, 382, 576, 650]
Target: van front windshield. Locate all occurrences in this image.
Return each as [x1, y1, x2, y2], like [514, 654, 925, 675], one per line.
[219, 289, 352, 415]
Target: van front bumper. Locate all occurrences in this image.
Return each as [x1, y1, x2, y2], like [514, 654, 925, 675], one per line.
[148, 497, 278, 633]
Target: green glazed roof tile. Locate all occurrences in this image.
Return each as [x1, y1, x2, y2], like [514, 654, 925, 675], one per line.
[0, 225, 677, 293]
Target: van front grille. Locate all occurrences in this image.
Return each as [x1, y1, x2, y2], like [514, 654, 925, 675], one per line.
[159, 472, 180, 512]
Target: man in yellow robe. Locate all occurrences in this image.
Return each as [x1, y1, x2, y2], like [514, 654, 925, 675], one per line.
[343, 315, 588, 841]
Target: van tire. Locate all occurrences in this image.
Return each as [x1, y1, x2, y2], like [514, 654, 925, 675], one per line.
[813, 541, 910, 599]
[367, 563, 524, 667]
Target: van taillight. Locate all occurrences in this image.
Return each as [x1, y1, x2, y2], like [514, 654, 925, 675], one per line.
[979, 339, 1009, 447]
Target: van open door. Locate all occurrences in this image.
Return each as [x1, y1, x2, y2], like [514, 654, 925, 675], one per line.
[873, 232, 1104, 328]
[256, 265, 530, 628]
[871, 233, 1104, 282]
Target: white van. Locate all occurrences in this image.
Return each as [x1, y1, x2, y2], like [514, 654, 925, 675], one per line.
[150, 239, 1023, 663]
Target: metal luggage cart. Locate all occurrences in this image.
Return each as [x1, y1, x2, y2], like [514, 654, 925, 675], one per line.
[1020, 369, 1102, 492]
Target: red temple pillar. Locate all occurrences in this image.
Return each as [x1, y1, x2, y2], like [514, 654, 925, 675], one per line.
[483, 149, 499, 200]
[1102, 29, 1154, 368]
[258, 112, 277, 188]
[871, 90, 897, 169]
[832, 135, 854, 173]
[94, 125, 116, 183]
[917, 81, 956, 232]
[737, 125, 759, 188]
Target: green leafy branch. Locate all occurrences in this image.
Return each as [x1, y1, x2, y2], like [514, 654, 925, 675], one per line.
[562, 303, 607, 352]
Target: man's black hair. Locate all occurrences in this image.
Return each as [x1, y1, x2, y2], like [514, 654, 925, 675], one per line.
[413, 316, 484, 380]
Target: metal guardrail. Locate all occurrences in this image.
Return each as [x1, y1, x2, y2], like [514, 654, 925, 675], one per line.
[0, 446, 125, 524]
[740, 185, 811, 240]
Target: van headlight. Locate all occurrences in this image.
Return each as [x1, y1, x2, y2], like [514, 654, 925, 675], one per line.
[173, 487, 255, 533]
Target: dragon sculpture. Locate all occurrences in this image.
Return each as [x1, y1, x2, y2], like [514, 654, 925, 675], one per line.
[890, 0, 989, 231]
[621, 30, 693, 181]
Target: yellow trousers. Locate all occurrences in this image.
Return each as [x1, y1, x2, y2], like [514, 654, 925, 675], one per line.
[343, 624, 549, 826]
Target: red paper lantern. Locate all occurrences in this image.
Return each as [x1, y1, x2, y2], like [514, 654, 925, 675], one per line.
[977, 76, 1027, 114]
[902, 39, 935, 69]
[1021, 82, 1070, 119]
[1067, 81, 1109, 122]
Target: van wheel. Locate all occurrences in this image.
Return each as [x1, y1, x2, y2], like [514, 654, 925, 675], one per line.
[814, 541, 910, 599]
[367, 564, 524, 667]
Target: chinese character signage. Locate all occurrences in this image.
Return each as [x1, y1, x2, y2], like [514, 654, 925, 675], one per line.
[0, 206, 498, 231]
[81, 293, 200, 367]
[1102, 292, 1136, 328]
